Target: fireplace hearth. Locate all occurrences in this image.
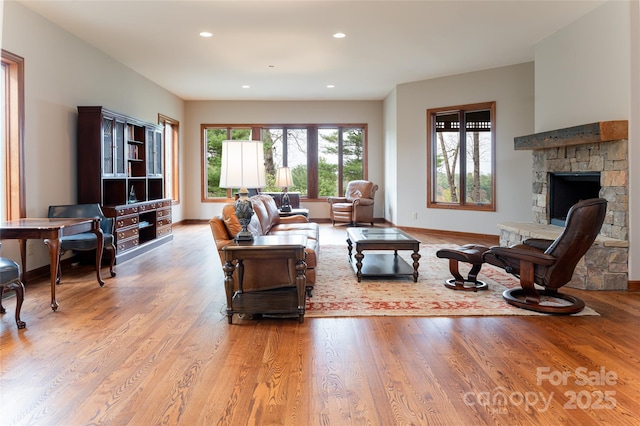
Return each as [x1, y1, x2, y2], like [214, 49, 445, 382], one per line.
[549, 172, 601, 226]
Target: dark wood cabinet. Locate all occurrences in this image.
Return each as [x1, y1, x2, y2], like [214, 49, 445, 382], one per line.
[77, 106, 172, 263]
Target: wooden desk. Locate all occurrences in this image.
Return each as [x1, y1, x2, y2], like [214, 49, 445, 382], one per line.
[222, 235, 307, 324]
[0, 218, 104, 311]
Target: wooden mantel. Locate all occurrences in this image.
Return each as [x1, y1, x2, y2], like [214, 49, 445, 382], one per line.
[514, 120, 628, 150]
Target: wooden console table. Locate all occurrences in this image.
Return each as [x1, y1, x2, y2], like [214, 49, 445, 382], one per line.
[0, 218, 104, 311]
[222, 235, 307, 324]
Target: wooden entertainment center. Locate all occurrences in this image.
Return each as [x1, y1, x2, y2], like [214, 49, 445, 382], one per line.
[76, 106, 172, 263]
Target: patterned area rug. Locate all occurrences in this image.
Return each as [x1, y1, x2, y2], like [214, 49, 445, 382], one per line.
[305, 244, 599, 317]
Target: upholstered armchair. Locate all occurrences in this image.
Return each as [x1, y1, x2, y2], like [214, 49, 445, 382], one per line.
[327, 180, 378, 226]
[48, 204, 116, 283]
[1, 242, 26, 329]
[483, 198, 607, 314]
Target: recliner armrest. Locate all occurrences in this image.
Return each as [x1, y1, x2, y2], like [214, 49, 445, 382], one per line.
[353, 198, 373, 206]
[486, 245, 556, 266]
[327, 197, 347, 204]
[523, 238, 554, 252]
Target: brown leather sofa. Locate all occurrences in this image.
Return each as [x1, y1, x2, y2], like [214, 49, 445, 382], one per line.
[327, 180, 378, 226]
[210, 194, 319, 294]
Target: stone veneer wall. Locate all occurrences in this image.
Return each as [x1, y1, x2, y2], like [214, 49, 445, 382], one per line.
[499, 137, 629, 290]
[531, 139, 629, 241]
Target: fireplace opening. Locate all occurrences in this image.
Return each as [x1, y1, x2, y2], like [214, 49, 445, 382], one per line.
[549, 172, 601, 226]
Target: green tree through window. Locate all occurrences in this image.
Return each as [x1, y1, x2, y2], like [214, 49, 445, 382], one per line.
[427, 102, 495, 211]
[202, 124, 367, 201]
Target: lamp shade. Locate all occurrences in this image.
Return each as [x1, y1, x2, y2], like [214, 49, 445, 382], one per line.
[275, 167, 293, 188]
[219, 140, 266, 190]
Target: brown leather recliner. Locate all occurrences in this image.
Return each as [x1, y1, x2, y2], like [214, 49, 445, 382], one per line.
[483, 198, 607, 314]
[327, 180, 378, 226]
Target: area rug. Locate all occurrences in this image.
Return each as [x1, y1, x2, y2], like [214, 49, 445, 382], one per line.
[305, 244, 598, 317]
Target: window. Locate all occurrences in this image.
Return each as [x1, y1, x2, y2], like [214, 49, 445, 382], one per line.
[1, 50, 25, 221]
[427, 102, 495, 211]
[202, 125, 256, 200]
[202, 124, 366, 201]
[158, 114, 180, 204]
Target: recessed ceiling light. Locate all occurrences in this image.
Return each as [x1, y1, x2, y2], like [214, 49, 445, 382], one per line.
[326, 85, 335, 89]
[200, 31, 213, 37]
[242, 85, 250, 89]
[333, 32, 346, 39]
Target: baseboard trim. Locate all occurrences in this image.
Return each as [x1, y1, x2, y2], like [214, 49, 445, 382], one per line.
[396, 225, 500, 245]
[628, 280, 640, 292]
[24, 256, 75, 284]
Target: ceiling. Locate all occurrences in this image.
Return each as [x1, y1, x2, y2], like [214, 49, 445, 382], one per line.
[16, 0, 606, 101]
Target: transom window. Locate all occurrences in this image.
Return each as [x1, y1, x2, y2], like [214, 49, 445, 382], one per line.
[202, 124, 367, 201]
[427, 102, 496, 211]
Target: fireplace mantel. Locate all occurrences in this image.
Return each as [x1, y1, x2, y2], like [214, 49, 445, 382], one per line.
[514, 120, 628, 150]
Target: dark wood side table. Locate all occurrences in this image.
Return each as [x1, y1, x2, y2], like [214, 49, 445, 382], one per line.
[222, 235, 307, 324]
[0, 218, 104, 311]
[278, 208, 309, 218]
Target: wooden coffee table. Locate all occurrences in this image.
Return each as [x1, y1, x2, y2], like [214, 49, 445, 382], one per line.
[346, 227, 421, 282]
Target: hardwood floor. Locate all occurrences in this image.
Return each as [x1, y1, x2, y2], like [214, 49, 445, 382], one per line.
[1, 223, 639, 425]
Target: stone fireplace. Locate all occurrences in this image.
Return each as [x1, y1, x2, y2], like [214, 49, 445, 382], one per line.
[498, 121, 629, 290]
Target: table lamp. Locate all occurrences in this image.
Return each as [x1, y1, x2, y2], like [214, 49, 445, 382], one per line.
[275, 166, 293, 212]
[219, 140, 266, 242]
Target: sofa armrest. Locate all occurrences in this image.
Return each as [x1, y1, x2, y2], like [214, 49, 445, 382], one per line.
[279, 215, 309, 224]
[209, 217, 233, 253]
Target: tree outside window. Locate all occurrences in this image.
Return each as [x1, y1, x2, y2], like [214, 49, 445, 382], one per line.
[202, 124, 366, 201]
[202, 126, 252, 199]
[427, 102, 495, 211]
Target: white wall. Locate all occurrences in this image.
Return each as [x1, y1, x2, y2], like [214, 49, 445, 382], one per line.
[631, 0, 640, 281]
[383, 88, 398, 225]
[535, 1, 630, 131]
[535, 0, 637, 281]
[390, 62, 535, 235]
[1, 1, 185, 269]
[183, 100, 384, 221]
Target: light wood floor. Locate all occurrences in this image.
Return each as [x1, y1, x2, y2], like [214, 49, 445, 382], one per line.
[1, 223, 639, 425]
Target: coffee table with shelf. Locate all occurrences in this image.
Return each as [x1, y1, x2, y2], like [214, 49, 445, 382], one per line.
[346, 227, 421, 282]
[222, 235, 307, 323]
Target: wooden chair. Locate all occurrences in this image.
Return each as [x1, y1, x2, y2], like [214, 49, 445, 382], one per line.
[483, 198, 607, 314]
[48, 204, 117, 283]
[0, 242, 26, 329]
[327, 180, 378, 226]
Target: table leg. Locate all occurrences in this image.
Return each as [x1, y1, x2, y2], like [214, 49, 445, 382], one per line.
[411, 249, 421, 282]
[295, 257, 307, 323]
[93, 225, 105, 287]
[18, 239, 27, 284]
[354, 249, 364, 283]
[347, 238, 353, 260]
[43, 238, 60, 311]
[223, 260, 235, 324]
